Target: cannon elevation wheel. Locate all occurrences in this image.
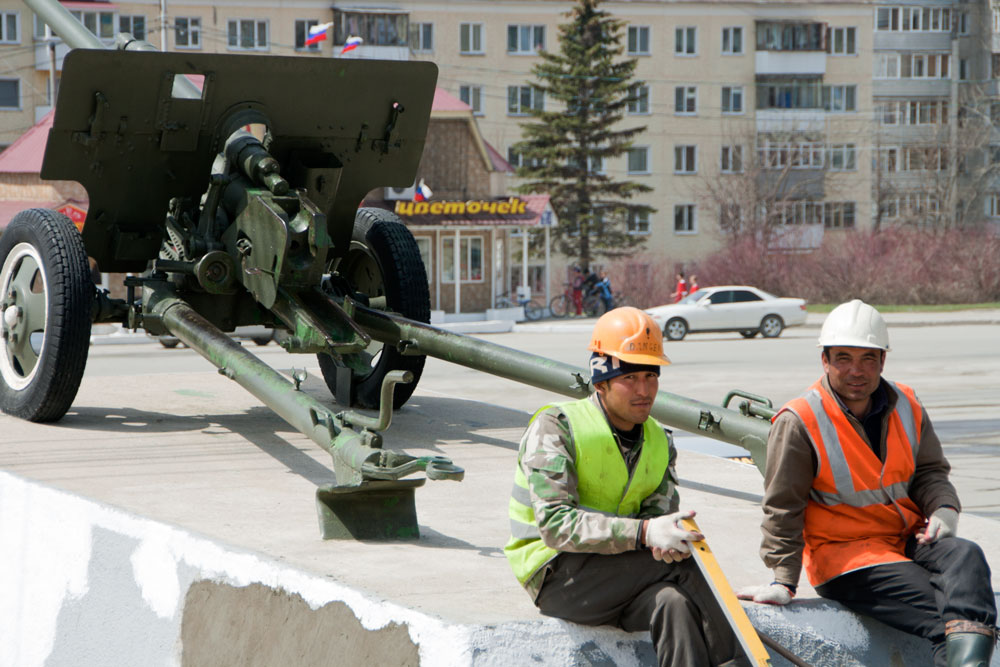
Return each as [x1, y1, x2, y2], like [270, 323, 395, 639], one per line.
[0, 209, 93, 422]
[318, 208, 430, 410]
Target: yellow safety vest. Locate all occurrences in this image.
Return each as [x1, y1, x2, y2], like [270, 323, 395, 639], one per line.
[504, 397, 670, 584]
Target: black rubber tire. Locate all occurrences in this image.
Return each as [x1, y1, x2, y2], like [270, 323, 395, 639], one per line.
[549, 294, 570, 318]
[318, 208, 429, 410]
[739, 330, 759, 339]
[0, 209, 92, 422]
[158, 336, 180, 348]
[523, 300, 543, 321]
[582, 294, 605, 318]
[251, 336, 272, 346]
[760, 314, 784, 338]
[664, 318, 688, 341]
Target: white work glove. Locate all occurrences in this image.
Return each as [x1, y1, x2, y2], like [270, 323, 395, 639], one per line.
[645, 510, 703, 563]
[736, 583, 795, 606]
[917, 507, 959, 545]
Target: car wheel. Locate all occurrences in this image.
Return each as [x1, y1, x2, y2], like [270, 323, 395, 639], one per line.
[760, 315, 784, 338]
[251, 335, 272, 346]
[158, 336, 180, 348]
[664, 318, 688, 341]
[739, 330, 758, 339]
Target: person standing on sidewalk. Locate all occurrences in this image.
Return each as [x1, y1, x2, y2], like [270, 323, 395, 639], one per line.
[740, 299, 996, 666]
[505, 307, 749, 667]
[672, 273, 687, 303]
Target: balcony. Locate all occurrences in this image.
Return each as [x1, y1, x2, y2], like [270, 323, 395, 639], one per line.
[756, 52, 826, 76]
[756, 109, 826, 133]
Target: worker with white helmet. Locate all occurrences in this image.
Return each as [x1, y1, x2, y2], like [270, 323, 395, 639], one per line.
[741, 299, 996, 666]
[505, 307, 748, 666]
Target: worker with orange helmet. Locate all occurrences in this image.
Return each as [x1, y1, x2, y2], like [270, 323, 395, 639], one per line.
[505, 307, 747, 666]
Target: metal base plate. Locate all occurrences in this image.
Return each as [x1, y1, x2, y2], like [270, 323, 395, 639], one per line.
[316, 479, 426, 540]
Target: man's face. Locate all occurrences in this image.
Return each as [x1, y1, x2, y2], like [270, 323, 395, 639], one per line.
[597, 371, 660, 430]
[822, 346, 885, 407]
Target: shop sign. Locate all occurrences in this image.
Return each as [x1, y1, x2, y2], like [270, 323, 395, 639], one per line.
[393, 196, 528, 218]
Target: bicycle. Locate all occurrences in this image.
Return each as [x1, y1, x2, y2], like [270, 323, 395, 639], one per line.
[548, 284, 577, 319]
[495, 292, 543, 321]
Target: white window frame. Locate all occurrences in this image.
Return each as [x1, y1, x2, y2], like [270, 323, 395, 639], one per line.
[829, 27, 856, 55]
[415, 237, 433, 282]
[507, 24, 544, 54]
[459, 84, 483, 115]
[675, 26, 696, 56]
[70, 8, 114, 40]
[628, 25, 650, 56]
[825, 85, 857, 113]
[507, 85, 543, 115]
[985, 193, 1000, 218]
[674, 145, 697, 174]
[823, 202, 856, 229]
[628, 84, 649, 114]
[411, 22, 433, 52]
[118, 15, 145, 40]
[721, 26, 742, 55]
[0, 12, 19, 44]
[827, 144, 857, 171]
[460, 23, 484, 55]
[294, 19, 320, 51]
[721, 86, 743, 114]
[228, 19, 269, 51]
[628, 209, 650, 235]
[441, 235, 484, 283]
[627, 146, 650, 174]
[674, 204, 697, 234]
[174, 17, 202, 49]
[720, 145, 742, 173]
[875, 54, 900, 79]
[674, 85, 697, 115]
[0, 77, 20, 109]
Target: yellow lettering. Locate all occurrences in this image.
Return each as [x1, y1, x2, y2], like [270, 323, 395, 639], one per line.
[513, 198, 527, 214]
[497, 202, 511, 214]
[430, 202, 443, 214]
[395, 201, 414, 216]
[415, 202, 430, 214]
[466, 201, 482, 214]
[482, 201, 498, 214]
[444, 201, 465, 214]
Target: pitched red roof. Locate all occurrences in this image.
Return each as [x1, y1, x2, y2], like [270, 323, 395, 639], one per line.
[431, 87, 471, 113]
[0, 111, 53, 174]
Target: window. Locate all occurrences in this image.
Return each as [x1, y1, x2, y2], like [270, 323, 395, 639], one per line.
[824, 85, 857, 112]
[442, 236, 483, 282]
[334, 11, 408, 47]
[415, 237, 432, 281]
[569, 155, 604, 173]
[295, 20, 320, 51]
[721, 145, 742, 173]
[507, 147, 543, 169]
[675, 26, 696, 55]
[959, 58, 968, 81]
[722, 26, 742, 55]
[722, 86, 743, 113]
[756, 81, 856, 111]
[773, 201, 824, 226]
[460, 23, 483, 54]
[0, 12, 19, 43]
[674, 145, 697, 173]
[119, 15, 145, 40]
[0, 78, 19, 109]
[674, 204, 696, 233]
[410, 22, 433, 52]
[175, 17, 201, 49]
[459, 85, 483, 115]
[829, 27, 855, 55]
[628, 26, 650, 55]
[874, 54, 900, 79]
[628, 209, 650, 234]
[674, 86, 696, 114]
[628, 84, 649, 114]
[755, 22, 825, 51]
[878, 99, 949, 125]
[956, 12, 968, 35]
[823, 202, 855, 229]
[507, 85, 543, 115]
[985, 194, 1000, 218]
[627, 147, 649, 174]
[758, 141, 823, 169]
[827, 144, 857, 171]
[70, 9, 114, 39]
[228, 19, 269, 50]
[901, 53, 949, 79]
[876, 7, 951, 32]
[508, 24, 544, 54]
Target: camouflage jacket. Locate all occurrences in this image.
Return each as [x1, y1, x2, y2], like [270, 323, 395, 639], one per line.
[518, 392, 679, 598]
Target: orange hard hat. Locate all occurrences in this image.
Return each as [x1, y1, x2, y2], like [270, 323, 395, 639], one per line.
[588, 307, 671, 366]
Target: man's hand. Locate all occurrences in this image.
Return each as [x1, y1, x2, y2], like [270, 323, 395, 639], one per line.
[917, 507, 959, 545]
[736, 583, 795, 605]
[645, 510, 703, 562]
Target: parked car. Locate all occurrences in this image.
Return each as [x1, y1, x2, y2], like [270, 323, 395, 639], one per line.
[645, 286, 807, 341]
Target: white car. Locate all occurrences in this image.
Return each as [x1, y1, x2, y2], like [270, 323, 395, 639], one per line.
[646, 286, 807, 341]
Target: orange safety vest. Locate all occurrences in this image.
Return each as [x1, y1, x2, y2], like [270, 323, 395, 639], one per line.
[778, 379, 925, 587]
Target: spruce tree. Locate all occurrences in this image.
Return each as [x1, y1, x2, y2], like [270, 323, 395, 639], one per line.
[513, 0, 652, 271]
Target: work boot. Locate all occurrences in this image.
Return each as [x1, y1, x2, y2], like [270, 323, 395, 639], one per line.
[946, 620, 996, 667]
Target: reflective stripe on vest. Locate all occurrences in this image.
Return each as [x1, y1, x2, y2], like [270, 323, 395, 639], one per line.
[504, 398, 669, 585]
[781, 379, 925, 586]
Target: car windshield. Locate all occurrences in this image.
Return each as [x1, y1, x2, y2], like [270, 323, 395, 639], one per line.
[681, 289, 708, 304]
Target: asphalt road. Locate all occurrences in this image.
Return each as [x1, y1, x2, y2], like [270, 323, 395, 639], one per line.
[85, 320, 1000, 518]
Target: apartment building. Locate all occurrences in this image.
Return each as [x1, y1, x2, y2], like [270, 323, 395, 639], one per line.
[0, 0, 992, 299]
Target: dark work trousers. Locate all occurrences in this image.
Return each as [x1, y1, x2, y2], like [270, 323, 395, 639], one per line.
[816, 536, 996, 667]
[534, 550, 749, 667]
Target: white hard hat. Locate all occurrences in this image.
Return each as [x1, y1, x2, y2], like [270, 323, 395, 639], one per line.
[817, 299, 890, 351]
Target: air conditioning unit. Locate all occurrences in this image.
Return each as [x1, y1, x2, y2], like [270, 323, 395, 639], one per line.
[384, 184, 417, 200]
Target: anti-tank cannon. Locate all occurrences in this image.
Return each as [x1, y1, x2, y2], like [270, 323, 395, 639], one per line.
[0, 0, 775, 539]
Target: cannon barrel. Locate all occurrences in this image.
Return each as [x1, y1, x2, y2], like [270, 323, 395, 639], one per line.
[351, 304, 771, 472]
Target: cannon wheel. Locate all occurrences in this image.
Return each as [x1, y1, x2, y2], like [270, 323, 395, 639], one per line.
[0, 209, 92, 422]
[318, 207, 429, 410]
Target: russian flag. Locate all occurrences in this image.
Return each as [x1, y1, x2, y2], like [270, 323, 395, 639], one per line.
[413, 179, 433, 202]
[305, 22, 332, 47]
[341, 35, 363, 54]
